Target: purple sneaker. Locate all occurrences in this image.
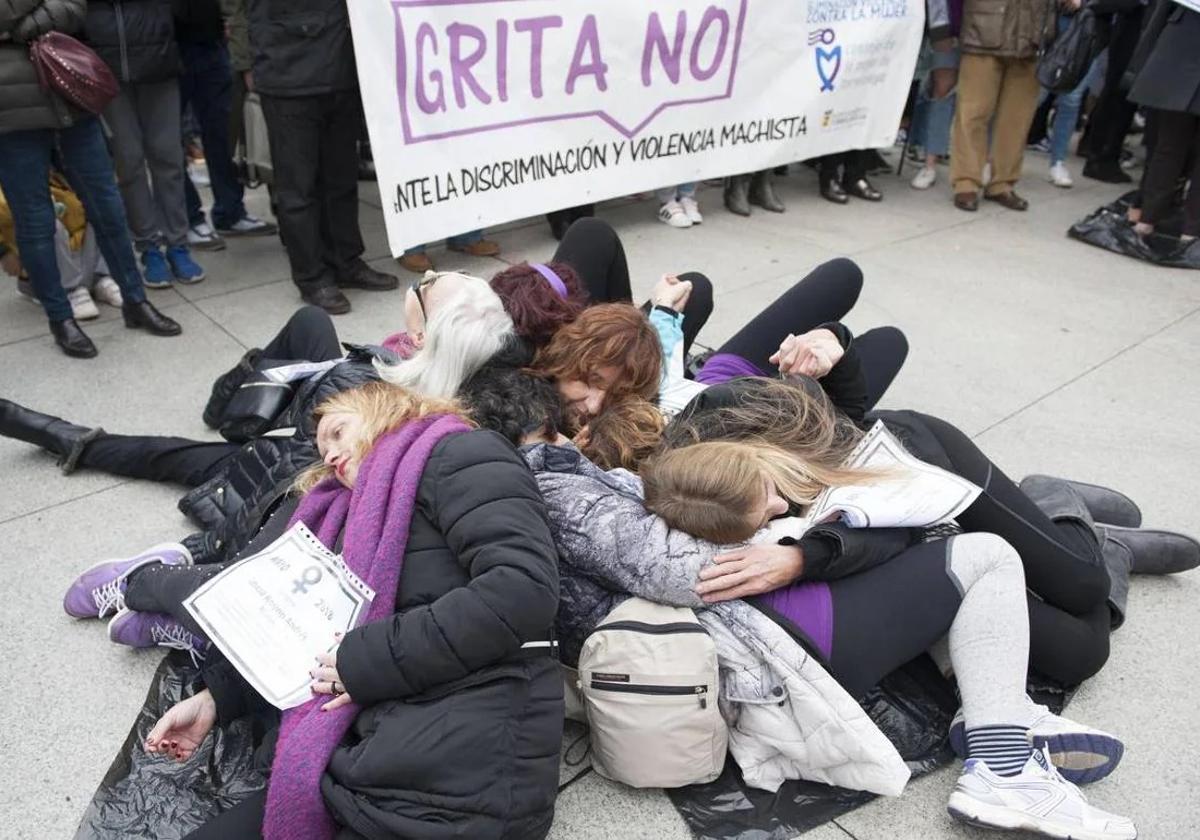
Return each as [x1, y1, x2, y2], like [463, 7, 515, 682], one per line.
[108, 608, 210, 662]
[62, 542, 191, 619]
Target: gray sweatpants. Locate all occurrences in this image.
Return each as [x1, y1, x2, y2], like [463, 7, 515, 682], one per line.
[17, 221, 108, 295]
[103, 79, 189, 250]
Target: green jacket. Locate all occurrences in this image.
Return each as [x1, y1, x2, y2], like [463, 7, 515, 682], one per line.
[960, 0, 1055, 59]
[218, 0, 249, 71]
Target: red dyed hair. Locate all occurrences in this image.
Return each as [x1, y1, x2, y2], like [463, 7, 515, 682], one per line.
[533, 303, 662, 402]
[490, 261, 588, 347]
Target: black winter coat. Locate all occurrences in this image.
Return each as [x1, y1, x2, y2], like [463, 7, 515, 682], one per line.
[1128, 2, 1200, 116]
[171, 0, 222, 44]
[205, 430, 564, 840]
[0, 0, 84, 133]
[84, 0, 178, 84]
[246, 0, 358, 96]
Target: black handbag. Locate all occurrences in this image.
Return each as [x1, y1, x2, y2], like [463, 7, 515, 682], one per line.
[1037, 6, 1109, 93]
[218, 373, 296, 442]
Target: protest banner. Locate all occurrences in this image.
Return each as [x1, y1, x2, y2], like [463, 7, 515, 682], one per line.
[348, 0, 924, 254]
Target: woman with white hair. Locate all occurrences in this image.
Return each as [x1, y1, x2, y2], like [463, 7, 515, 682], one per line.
[0, 272, 515, 557]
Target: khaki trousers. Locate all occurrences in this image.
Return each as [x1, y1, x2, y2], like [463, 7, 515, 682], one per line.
[950, 54, 1042, 195]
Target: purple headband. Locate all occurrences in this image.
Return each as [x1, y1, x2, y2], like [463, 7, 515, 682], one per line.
[530, 263, 568, 299]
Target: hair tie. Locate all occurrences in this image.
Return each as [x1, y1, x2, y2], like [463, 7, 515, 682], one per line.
[530, 263, 568, 299]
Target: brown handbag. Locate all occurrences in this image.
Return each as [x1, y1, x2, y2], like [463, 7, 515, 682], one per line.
[28, 31, 119, 115]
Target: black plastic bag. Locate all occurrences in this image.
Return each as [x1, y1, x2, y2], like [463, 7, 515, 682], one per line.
[1069, 191, 1200, 268]
[666, 656, 1070, 840]
[74, 653, 266, 840]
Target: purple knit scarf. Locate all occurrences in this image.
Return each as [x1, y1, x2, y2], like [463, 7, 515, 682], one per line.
[262, 413, 470, 840]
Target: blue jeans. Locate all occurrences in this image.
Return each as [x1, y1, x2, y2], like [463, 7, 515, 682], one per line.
[655, 182, 698, 204]
[0, 117, 146, 321]
[405, 229, 483, 254]
[1041, 17, 1103, 165]
[179, 40, 246, 229]
[910, 45, 959, 158]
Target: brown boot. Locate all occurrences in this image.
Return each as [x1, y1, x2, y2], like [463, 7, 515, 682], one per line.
[984, 190, 1029, 211]
[953, 192, 979, 212]
[449, 238, 501, 257]
[398, 251, 433, 274]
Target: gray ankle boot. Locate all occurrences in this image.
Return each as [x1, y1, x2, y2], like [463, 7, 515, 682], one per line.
[1021, 474, 1142, 528]
[723, 175, 751, 216]
[1099, 535, 1131, 629]
[1098, 524, 1200, 576]
[749, 170, 785, 212]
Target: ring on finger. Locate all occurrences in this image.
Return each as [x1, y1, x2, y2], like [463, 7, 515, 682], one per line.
[331, 681, 343, 697]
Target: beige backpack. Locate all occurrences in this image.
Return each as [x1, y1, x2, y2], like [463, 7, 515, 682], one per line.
[576, 597, 727, 788]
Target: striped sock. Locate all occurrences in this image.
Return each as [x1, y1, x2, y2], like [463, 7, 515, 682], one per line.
[964, 725, 1033, 777]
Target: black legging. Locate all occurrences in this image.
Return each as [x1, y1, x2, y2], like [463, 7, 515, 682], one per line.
[716, 257, 909, 410]
[77, 307, 344, 486]
[551, 217, 714, 355]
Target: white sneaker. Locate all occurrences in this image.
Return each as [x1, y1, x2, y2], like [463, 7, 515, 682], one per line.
[679, 195, 703, 225]
[910, 165, 937, 190]
[982, 161, 993, 186]
[67, 286, 99, 320]
[1049, 162, 1074, 188]
[215, 213, 277, 237]
[187, 220, 226, 251]
[92, 276, 123, 308]
[948, 748, 1136, 840]
[658, 200, 693, 229]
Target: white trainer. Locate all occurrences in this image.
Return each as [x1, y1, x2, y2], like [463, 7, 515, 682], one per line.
[188, 220, 226, 251]
[910, 165, 937, 190]
[948, 748, 1137, 840]
[67, 286, 100, 320]
[658, 200, 693, 229]
[679, 195, 704, 225]
[1049, 162, 1074, 188]
[92, 276, 124, 308]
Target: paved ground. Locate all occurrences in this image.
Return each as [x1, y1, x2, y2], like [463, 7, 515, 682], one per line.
[2, 153, 1197, 840]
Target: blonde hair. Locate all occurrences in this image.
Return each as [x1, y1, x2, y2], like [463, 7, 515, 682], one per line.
[643, 439, 877, 543]
[293, 381, 469, 493]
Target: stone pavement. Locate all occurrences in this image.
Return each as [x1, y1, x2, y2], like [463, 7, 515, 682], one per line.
[2, 154, 1197, 840]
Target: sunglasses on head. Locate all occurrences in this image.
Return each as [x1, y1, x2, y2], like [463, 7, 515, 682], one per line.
[409, 273, 441, 320]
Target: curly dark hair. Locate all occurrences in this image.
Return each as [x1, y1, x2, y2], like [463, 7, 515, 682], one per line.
[490, 261, 588, 348]
[458, 364, 564, 445]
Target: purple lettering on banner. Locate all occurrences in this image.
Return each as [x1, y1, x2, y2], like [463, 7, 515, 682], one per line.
[565, 14, 607, 94]
[448, 22, 491, 107]
[690, 6, 730, 82]
[391, 0, 748, 144]
[642, 11, 686, 86]
[415, 22, 445, 114]
[514, 15, 563, 99]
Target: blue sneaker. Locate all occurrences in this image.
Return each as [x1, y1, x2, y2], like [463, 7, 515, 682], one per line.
[141, 248, 172, 289]
[166, 245, 206, 284]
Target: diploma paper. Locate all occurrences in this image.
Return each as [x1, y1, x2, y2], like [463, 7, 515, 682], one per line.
[184, 523, 375, 710]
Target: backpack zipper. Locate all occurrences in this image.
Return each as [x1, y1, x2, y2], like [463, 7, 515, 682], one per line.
[589, 679, 709, 709]
[594, 620, 707, 635]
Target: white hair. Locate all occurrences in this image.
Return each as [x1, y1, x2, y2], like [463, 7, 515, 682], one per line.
[374, 272, 514, 398]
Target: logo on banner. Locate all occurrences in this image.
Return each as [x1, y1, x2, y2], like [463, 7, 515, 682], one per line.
[809, 28, 841, 92]
[391, 0, 750, 143]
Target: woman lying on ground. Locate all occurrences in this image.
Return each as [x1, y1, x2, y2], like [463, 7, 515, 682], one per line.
[496, 374, 1138, 840]
[78, 382, 564, 840]
[1, 273, 514, 565]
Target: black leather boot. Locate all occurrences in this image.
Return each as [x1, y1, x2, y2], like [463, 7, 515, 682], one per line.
[0, 398, 105, 473]
[49, 318, 98, 358]
[723, 175, 752, 216]
[1099, 525, 1200, 576]
[337, 259, 399, 291]
[748, 170, 785, 212]
[1020, 475, 1142, 528]
[819, 174, 849, 204]
[123, 300, 182, 336]
[301, 284, 352, 315]
[203, 348, 263, 428]
[844, 176, 883, 201]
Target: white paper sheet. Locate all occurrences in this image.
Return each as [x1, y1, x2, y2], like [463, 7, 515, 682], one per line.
[184, 523, 375, 710]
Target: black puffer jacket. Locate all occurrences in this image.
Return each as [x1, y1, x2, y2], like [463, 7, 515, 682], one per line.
[247, 0, 357, 96]
[0, 0, 84, 133]
[84, 0, 178, 84]
[205, 430, 564, 840]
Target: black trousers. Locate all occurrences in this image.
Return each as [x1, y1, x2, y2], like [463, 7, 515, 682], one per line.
[260, 92, 365, 292]
[551, 217, 714, 355]
[817, 150, 868, 184]
[1082, 7, 1143, 166]
[77, 307, 344, 486]
[1140, 109, 1200, 236]
[717, 257, 908, 410]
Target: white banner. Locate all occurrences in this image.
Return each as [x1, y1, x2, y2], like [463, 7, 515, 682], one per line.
[348, 0, 924, 255]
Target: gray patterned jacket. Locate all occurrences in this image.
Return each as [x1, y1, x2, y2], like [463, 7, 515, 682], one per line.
[523, 443, 911, 795]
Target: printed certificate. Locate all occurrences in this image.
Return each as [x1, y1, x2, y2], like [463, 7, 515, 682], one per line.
[184, 523, 375, 709]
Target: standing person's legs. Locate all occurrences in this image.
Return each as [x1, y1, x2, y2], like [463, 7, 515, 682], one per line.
[1140, 110, 1200, 234]
[56, 118, 149, 305]
[715, 257, 864, 372]
[260, 94, 330, 293]
[136, 79, 191, 249]
[260, 306, 343, 362]
[1049, 69, 1089, 166]
[986, 58, 1041, 197]
[318, 91, 366, 278]
[0, 129, 73, 321]
[104, 86, 161, 252]
[951, 54, 1003, 194]
[78, 434, 242, 485]
[1084, 8, 1143, 168]
[182, 41, 246, 229]
[551, 217, 633, 302]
